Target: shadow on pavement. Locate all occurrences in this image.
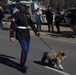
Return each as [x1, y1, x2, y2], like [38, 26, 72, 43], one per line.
[0, 54, 20, 71]
[33, 60, 49, 66]
[33, 61, 63, 71]
[2, 27, 9, 31]
[33, 60, 56, 67]
[46, 31, 76, 38]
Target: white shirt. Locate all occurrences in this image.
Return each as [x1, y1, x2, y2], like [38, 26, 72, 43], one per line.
[36, 10, 42, 16]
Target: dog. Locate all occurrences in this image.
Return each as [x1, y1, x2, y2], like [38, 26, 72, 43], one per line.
[41, 51, 67, 70]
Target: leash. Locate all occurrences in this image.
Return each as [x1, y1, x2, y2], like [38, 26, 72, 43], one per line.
[39, 36, 54, 52]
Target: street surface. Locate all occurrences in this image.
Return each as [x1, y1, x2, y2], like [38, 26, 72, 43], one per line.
[0, 27, 76, 75]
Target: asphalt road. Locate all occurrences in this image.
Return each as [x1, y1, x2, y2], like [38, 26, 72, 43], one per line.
[0, 29, 76, 75]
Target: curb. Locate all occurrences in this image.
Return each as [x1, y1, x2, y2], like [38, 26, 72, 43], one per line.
[2, 22, 76, 43]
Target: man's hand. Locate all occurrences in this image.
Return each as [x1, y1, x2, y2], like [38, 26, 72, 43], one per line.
[10, 37, 15, 42]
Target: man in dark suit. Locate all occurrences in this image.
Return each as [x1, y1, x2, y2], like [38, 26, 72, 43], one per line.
[45, 6, 54, 32]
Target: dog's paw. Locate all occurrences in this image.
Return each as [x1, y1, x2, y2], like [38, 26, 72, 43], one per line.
[59, 65, 64, 70]
[54, 65, 57, 67]
[60, 67, 64, 70]
[54, 64, 64, 70]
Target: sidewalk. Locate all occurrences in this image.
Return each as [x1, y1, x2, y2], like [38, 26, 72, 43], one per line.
[2, 22, 76, 43]
[40, 25, 76, 43]
[2, 22, 73, 32]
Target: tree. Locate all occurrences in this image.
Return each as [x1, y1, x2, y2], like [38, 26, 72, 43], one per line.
[72, 0, 76, 3]
[42, 0, 50, 7]
[42, 0, 65, 8]
[53, 0, 65, 8]
[71, 0, 76, 7]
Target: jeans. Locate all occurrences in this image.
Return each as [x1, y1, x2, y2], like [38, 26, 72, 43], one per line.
[0, 19, 3, 28]
[19, 40, 30, 68]
[36, 16, 41, 31]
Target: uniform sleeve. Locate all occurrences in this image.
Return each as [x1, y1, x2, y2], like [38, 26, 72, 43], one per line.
[27, 13, 38, 34]
[29, 18, 38, 34]
[10, 14, 17, 38]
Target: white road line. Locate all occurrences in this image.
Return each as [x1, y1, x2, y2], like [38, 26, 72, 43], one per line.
[45, 66, 71, 75]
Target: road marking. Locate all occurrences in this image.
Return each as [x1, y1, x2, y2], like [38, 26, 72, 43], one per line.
[45, 66, 71, 75]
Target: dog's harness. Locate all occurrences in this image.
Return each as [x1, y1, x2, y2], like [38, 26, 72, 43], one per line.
[47, 52, 57, 60]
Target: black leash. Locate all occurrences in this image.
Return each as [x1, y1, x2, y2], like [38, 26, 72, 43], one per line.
[39, 36, 54, 51]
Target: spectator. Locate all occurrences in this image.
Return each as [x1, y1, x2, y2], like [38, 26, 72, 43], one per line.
[60, 9, 65, 23]
[45, 6, 54, 32]
[0, 8, 3, 29]
[36, 8, 42, 31]
[55, 8, 61, 34]
[70, 12, 76, 34]
[3, 5, 11, 25]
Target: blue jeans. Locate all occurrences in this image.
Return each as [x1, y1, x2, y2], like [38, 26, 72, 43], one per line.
[36, 16, 41, 31]
[19, 40, 30, 68]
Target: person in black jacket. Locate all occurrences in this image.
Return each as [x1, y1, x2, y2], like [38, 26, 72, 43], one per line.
[10, 5, 40, 73]
[0, 8, 3, 29]
[55, 8, 61, 33]
[45, 6, 54, 32]
[70, 11, 76, 34]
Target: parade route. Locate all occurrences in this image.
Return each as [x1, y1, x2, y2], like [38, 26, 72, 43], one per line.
[0, 26, 76, 75]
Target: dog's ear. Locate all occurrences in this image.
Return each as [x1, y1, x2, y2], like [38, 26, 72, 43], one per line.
[57, 51, 63, 56]
[59, 51, 67, 57]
